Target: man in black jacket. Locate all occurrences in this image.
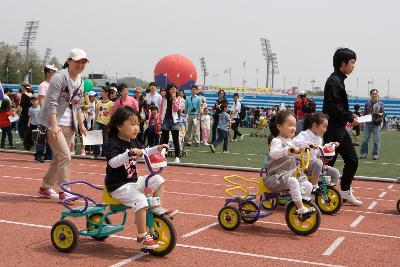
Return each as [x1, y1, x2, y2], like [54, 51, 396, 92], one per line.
[322, 48, 362, 206]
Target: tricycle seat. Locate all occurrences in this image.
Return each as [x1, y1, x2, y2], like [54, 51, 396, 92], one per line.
[102, 188, 130, 212]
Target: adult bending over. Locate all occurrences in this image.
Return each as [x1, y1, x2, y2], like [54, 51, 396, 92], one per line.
[38, 48, 88, 201]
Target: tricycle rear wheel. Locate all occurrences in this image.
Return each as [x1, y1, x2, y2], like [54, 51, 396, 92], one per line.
[86, 213, 111, 241]
[51, 220, 79, 253]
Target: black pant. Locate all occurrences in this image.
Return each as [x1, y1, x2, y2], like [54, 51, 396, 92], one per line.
[161, 130, 180, 158]
[93, 122, 109, 157]
[24, 125, 37, 150]
[1, 127, 13, 147]
[324, 125, 358, 191]
[213, 128, 228, 151]
[211, 116, 219, 143]
[137, 122, 145, 144]
[146, 129, 159, 147]
[231, 118, 242, 139]
[18, 117, 28, 141]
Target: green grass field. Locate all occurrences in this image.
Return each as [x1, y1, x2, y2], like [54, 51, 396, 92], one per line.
[180, 128, 400, 179]
[4, 128, 400, 178]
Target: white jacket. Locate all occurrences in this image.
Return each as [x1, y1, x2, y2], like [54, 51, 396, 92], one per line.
[292, 129, 322, 161]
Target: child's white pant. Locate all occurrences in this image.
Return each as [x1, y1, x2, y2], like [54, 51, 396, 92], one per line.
[110, 175, 165, 213]
[286, 176, 313, 202]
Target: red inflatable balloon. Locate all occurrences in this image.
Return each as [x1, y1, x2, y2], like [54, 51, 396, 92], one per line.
[154, 54, 197, 90]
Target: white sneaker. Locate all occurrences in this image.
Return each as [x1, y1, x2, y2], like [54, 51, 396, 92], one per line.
[174, 157, 180, 163]
[223, 151, 229, 153]
[341, 188, 363, 206]
[239, 135, 244, 141]
[296, 206, 310, 214]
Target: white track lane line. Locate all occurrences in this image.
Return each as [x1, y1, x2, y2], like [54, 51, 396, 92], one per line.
[1, 175, 395, 202]
[368, 201, 378, 210]
[182, 222, 218, 238]
[350, 215, 365, 228]
[323, 237, 345, 256]
[378, 192, 387, 198]
[388, 184, 394, 189]
[0, 218, 345, 267]
[109, 252, 148, 267]
[0, 192, 399, 240]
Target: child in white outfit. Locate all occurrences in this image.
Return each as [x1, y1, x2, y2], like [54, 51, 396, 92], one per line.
[265, 111, 313, 215]
[293, 113, 341, 189]
[201, 108, 211, 145]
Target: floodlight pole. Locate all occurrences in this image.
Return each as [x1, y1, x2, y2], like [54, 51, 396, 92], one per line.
[19, 20, 40, 64]
[200, 57, 208, 86]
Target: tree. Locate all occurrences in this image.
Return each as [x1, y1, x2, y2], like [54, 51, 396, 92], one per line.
[0, 53, 18, 83]
[0, 41, 62, 84]
[48, 56, 62, 70]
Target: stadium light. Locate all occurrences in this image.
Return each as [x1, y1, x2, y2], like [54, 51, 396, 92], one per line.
[19, 20, 40, 64]
[199, 57, 208, 86]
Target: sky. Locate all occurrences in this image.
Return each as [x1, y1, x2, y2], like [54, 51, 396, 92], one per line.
[1, 0, 399, 97]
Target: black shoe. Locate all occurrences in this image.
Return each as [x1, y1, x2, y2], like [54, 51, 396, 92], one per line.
[35, 157, 45, 163]
[8, 145, 16, 149]
[311, 187, 323, 195]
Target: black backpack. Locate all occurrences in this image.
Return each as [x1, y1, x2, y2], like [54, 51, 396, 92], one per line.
[239, 101, 246, 119]
[302, 97, 316, 114]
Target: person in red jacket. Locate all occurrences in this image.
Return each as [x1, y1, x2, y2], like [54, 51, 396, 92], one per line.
[0, 100, 15, 148]
[146, 105, 160, 147]
[294, 91, 307, 134]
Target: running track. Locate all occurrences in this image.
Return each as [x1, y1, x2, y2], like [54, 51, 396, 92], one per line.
[0, 152, 399, 267]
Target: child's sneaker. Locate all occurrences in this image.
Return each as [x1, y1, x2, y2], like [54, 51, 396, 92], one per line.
[296, 206, 310, 214]
[223, 150, 229, 153]
[210, 144, 216, 153]
[174, 157, 180, 163]
[59, 191, 76, 202]
[152, 207, 180, 218]
[38, 187, 59, 200]
[137, 234, 160, 249]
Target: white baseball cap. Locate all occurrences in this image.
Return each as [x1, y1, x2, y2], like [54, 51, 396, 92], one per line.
[45, 64, 58, 72]
[88, 91, 97, 96]
[68, 48, 89, 62]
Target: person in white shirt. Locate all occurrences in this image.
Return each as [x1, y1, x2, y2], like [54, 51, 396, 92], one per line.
[38, 65, 58, 107]
[201, 107, 211, 145]
[144, 82, 162, 109]
[231, 93, 243, 141]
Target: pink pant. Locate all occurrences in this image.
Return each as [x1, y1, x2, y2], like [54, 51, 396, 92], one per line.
[202, 128, 210, 144]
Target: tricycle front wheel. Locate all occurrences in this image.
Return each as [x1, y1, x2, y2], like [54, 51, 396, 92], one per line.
[147, 214, 176, 257]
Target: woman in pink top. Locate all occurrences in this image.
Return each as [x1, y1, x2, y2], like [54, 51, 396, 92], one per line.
[158, 83, 182, 163]
[113, 83, 139, 114]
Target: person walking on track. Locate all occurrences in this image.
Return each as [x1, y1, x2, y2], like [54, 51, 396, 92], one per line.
[38, 48, 88, 202]
[322, 47, 362, 206]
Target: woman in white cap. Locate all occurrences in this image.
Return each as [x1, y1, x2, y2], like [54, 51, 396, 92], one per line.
[38, 48, 88, 201]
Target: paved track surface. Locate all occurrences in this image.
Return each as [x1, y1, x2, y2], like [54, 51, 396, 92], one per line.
[0, 152, 399, 267]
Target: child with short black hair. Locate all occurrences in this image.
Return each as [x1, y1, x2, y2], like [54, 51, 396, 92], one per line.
[293, 113, 341, 189]
[106, 106, 178, 249]
[0, 100, 14, 148]
[146, 105, 160, 147]
[210, 104, 232, 153]
[265, 111, 314, 215]
[27, 96, 43, 161]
